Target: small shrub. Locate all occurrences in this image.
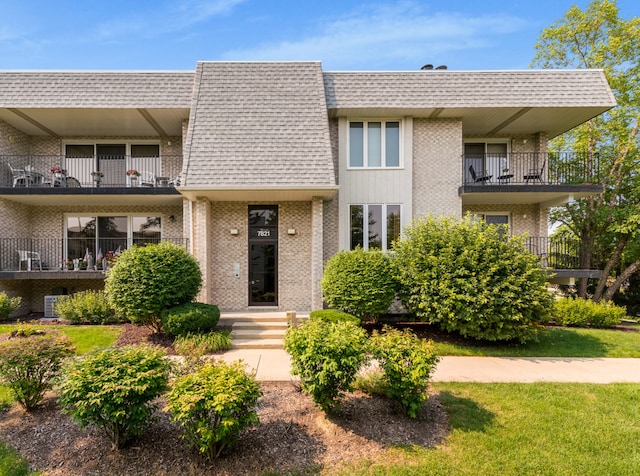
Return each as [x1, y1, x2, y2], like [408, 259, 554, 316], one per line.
[174, 330, 232, 357]
[105, 242, 202, 331]
[321, 248, 397, 320]
[554, 298, 625, 328]
[9, 323, 46, 338]
[309, 309, 360, 325]
[167, 360, 262, 460]
[369, 326, 439, 418]
[0, 334, 74, 411]
[58, 345, 170, 449]
[0, 292, 21, 322]
[161, 302, 220, 336]
[284, 319, 368, 413]
[54, 290, 119, 324]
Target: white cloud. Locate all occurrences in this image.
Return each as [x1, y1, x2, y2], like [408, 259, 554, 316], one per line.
[95, 0, 247, 40]
[222, 2, 526, 69]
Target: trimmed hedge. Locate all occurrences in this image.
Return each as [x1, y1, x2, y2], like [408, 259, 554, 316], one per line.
[54, 290, 120, 325]
[160, 302, 220, 336]
[309, 309, 360, 325]
[554, 297, 625, 328]
[321, 248, 397, 320]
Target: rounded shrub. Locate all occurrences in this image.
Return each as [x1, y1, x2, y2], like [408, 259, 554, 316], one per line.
[58, 345, 170, 450]
[309, 309, 360, 325]
[0, 292, 21, 322]
[369, 326, 439, 418]
[54, 290, 119, 325]
[166, 360, 262, 460]
[0, 333, 74, 411]
[554, 297, 625, 328]
[105, 242, 202, 331]
[161, 302, 220, 336]
[321, 248, 397, 320]
[393, 214, 553, 343]
[284, 319, 368, 413]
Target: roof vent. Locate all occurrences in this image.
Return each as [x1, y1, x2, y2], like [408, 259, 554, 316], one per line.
[420, 64, 434, 70]
[435, 65, 448, 70]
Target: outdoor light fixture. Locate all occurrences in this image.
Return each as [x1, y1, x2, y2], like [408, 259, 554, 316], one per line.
[287, 228, 297, 235]
[168, 215, 175, 222]
[230, 228, 239, 235]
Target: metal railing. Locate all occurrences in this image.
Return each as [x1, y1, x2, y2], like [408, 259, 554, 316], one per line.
[524, 236, 592, 270]
[462, 152, 600, 186]
[0, 237, 189, 272]
[1, 155, 182, 189]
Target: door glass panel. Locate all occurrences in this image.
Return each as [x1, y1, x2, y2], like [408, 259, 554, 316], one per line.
[248, 206, 278, 306]
[66, 216, 95, 261]
[98, 216, 127, 256]
[486, 143, 508, 179]
[97, 144, 126, 186]
[132, 217, 161, 246]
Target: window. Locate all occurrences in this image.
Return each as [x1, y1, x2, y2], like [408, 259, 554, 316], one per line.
[475, 213, 510, 238]
[350, 204, 401, 251]
[65, 215, 161, 261]
[349, 121, 400, 168]
[464, 142, 508, 183]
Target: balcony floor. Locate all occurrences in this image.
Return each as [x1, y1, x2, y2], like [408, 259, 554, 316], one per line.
[0, 270, 106, 280]
[0, 186, 183, 206]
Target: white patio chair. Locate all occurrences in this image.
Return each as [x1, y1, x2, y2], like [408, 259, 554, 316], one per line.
[17, 250, 42, 271]
[138, 171, 156, 187]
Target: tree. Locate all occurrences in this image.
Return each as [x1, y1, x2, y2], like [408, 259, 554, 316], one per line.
[531, 0, 640, 300]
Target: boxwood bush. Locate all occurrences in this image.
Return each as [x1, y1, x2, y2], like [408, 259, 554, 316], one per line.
[554, 297, 625, 328]
[393, 214, 553, 343]
[105, 242, 202, 331]
[0, 333, 74, 411]
[58, 345, 170, 450]
[321, 248, 397, 320]
[309, 309, 360, 325]
[0, 292, 21, 322]
[54, 290, 119, 325]
[166, 361, 262, 460]
[284, 319, 368, 413]
[161, 302, 220, 336]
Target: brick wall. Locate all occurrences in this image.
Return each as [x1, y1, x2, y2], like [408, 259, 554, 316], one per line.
[463, 203, 546, 238]
[413, 119, 463, 218]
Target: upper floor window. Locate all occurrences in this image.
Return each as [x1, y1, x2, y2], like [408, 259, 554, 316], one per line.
[349, 121, 400, 168]
[350, 204, 401, 251]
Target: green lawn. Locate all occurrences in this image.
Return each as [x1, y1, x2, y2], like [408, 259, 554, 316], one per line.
[0, 324, 121, 355]
[337, 382, 640, 476]
[429, 325, 640, 358]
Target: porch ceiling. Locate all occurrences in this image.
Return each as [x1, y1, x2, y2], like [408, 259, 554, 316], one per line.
[0, 191, 184, 206]
[0, 107, 189, 137]
[459, 184, 602, 206]
[178, 186, 339, 202]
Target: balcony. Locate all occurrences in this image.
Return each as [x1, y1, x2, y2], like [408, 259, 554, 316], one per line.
[0, 155, 183, 205]
[0, 237, 188, 279]
[459, 152, 603, 205]
[524, 236, 602, 282]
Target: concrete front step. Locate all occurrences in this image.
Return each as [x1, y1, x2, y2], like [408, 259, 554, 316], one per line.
[222, 311, 309, 350]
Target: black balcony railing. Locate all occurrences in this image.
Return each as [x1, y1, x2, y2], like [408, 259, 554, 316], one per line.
[524, 236, 595, 270]
[1, 155, 182, 189]
[0, 237, 189, 272]
[462, 152, 600, 186]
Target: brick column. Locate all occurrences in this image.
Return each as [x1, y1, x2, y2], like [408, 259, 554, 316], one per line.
[191, 197, 212, 303]
[311, 196, 324, 310]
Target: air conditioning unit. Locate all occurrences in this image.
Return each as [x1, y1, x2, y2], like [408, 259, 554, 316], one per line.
[44, 295, 63, 318]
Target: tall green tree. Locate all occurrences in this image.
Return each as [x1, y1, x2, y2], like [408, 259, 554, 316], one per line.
[531, 0, 640, 300]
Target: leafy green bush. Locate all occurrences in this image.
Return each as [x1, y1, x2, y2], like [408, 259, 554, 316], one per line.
[166, 360, 262, 460]
[161, 302, 220, 336]
[554, 297, 625, 328]
[309, 309, 360, 325]
[105, 242, 202, 331]
[54, 290, 119, 325]
[58, 345, 170, 449]
[321, 248, 397, 320]
[174, 330, 232, 357]
[0, 292, 21, 322]
[369, 326, 439, 418]
[0, 334, 74, 411]
[284, 319, 368, 413]
[394, 215, 553, 343]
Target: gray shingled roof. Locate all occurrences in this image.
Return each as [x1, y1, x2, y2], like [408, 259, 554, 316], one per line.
[182, 62, 335, 188]
[0, 71, 194, 108]
[323, 69, 616, 109]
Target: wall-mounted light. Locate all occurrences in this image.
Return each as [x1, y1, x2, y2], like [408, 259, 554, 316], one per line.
[287, 228, 297, 235]
[168, 215, 175, 223]
[230, 228, 239, 235]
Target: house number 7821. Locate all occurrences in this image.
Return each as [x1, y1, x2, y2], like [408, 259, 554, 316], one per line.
[257, 230, 270, 237]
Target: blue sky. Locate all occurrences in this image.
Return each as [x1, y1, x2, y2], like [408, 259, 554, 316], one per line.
[1, 0, 638, 71]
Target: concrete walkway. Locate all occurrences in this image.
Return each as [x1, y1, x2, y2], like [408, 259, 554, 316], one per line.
[216, 349, 640, 384]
